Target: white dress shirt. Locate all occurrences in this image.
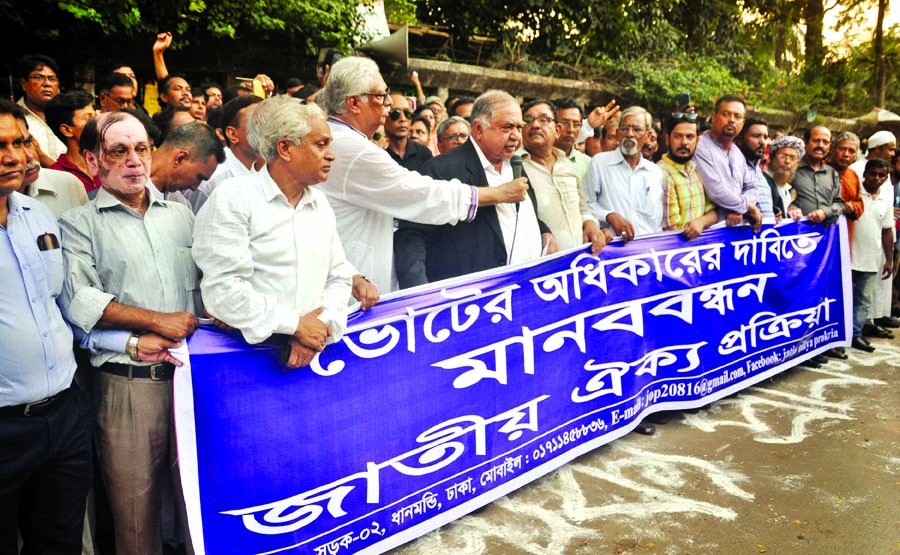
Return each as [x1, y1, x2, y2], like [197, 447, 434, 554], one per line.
[18, 98, 66, 161]
[470, 141, 542, 264]
[320, 119, 478, 293]
[775, 182, 793, 216]
[187, 147, 258, 213]
[27, 168, 88, 218]
[193, 167, 354, 345]
[584, 149, 664, 236]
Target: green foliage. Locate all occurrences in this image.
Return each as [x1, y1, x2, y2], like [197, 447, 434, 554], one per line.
[3, 0, 364, 54]
[384, 0, 418, 25]
[610, 57, 748, 115]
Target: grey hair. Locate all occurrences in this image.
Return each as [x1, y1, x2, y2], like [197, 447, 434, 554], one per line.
[437, 116, 471, 140]
[833, 131, 860, 148]
[317, 57, 383, 116]
[247, 96, 325, 162]
[471, 90, 518, 126]
[618, 106, 652, 130]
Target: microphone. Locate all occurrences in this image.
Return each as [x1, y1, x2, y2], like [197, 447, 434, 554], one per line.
[511, 155, 523, 179]
[510, 155, 524, 214]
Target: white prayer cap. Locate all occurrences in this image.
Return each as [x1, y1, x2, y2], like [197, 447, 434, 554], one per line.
[867, 130, 896, 149]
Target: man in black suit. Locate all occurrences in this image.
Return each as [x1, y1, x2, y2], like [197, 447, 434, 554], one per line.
[394, 90, 555, 289]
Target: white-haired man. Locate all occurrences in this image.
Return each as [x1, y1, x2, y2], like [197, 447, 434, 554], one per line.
[194, 97, 356, 368]
[584, 106, 664, 243]
[393, 91, 559, 289]
[582, 105, 664, 436]
[316, 56, 528, 293]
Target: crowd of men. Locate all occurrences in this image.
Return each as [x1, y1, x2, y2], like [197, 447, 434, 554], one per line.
[4, 46, 900, 555]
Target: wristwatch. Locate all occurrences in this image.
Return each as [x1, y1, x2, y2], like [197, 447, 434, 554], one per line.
[127, 333, 142, 362]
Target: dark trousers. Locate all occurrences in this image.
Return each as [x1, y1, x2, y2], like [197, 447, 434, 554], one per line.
[0, 383, 93, 555]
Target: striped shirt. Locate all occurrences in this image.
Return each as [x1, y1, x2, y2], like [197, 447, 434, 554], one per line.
[658, 155, 713, 230]
[58, 186, 198, 367]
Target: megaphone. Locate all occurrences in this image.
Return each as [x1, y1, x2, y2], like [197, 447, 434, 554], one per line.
[358, 25, 409, 74]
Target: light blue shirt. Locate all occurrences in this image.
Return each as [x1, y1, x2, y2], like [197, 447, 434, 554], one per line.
[0, 193, 76, 406]
[747, 160, 774, 220]
[584, 148, 664, 237]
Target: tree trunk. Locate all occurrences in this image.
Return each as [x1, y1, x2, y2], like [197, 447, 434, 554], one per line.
[804, 0, 825, 73]
[874, 0, 888, 108]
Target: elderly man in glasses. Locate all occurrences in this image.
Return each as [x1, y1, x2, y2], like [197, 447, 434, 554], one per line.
[384, 92, 432, 172]
[394, 90, 554, 289]
[584, 105, 664, 243]
[437, 116, 471, 154]
[658, 111, 718, 239]
[519, 98, 608, 253]
[316, 57, 528, 295]
[58, 111, 200, 555]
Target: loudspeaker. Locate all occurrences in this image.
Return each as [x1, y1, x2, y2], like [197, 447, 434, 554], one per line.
[358, 25, 409, 73]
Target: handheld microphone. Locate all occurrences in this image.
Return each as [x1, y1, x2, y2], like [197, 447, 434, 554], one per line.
[511, 156, 524, 214]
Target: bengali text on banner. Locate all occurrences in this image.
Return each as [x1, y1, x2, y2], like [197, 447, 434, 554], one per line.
[175, 219, 851, 555]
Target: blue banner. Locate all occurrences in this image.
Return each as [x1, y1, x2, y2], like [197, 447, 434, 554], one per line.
[175, 220, 851, 555]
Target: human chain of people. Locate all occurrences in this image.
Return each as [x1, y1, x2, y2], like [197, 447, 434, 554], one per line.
[3, 23, 898, 555]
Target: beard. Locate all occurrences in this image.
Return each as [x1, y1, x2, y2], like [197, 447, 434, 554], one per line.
[620, 139, 639, 156]
[668, 149, 694, 164]
[773, 167, 795, 184]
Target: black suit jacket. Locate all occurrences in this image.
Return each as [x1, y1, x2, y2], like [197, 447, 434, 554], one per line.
[393, 140, 546, 289]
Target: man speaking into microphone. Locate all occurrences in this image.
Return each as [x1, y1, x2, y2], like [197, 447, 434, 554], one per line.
[394, 90, 555, 289]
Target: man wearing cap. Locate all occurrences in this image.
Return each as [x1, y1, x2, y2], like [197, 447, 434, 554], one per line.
[851, 130, 900, 331]
[851, 130, 896, 182]
[766, 136, 804, 221]
[789, 125, 844, 225]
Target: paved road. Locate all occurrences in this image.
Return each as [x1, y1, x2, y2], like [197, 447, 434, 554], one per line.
[390, 336, 900, 555]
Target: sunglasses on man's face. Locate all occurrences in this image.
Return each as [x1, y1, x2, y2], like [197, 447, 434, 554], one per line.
[388, 108, 414, 121]
[671, 112, 698, 122]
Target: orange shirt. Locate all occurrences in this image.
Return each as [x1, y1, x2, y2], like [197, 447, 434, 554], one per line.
[838, 167, 864, 249]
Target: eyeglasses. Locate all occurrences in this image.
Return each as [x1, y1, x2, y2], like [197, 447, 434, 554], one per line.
[773, 151, 799, 163]
[388, 108, 413, 121]
[524, 115, 556, 126]
[28, 74, 58, 85]
[443, 133, 469, 142]
[559, 119, 581, 130]
[108, 96, 135, 107]
[360, 90, 390, 104]
[671, 112, 698, 121]
[103, 144, 152, 163]
[618, 125, 646, 134]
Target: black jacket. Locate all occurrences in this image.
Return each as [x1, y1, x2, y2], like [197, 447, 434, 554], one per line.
[393, 140, 547, 288]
